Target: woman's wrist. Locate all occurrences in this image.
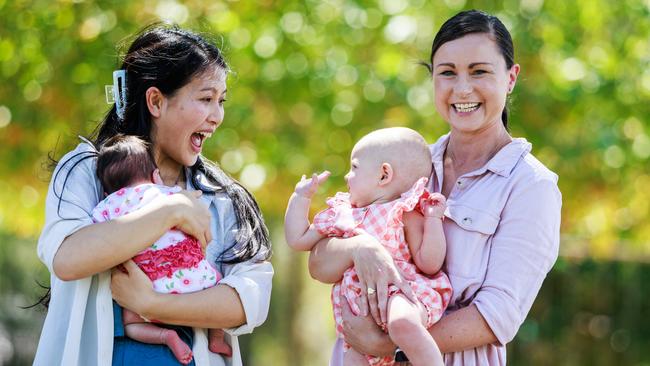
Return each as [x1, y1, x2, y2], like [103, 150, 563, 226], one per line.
[163, 195, 184, 229]
[369, 330, 396, 357]
[350, 233, 381, 263]
[138, 290, 165, 321]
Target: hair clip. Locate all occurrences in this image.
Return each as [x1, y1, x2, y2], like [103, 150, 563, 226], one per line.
[105, 70, 127, 120]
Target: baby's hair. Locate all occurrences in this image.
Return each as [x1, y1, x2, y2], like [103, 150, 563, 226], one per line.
[356, 127, 432, 192]
[96, 135, 156, 195]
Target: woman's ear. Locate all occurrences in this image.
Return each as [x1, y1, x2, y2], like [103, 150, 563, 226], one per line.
[378, 163, 394, 186]
[507, 64, 521, 94]
[145, 86, 164, 118]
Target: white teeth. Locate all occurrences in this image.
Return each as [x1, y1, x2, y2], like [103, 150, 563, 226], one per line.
[196, 132, 212, 138]
[454, 103, 480, 112]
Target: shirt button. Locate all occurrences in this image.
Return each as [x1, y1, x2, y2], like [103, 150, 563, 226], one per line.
[462, 217, 472, 224]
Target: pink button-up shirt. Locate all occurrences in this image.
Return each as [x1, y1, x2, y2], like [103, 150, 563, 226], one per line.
[330, 133, 562, 365]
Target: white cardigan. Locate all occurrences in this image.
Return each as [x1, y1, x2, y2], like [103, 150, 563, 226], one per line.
[34, 142, 273, 366]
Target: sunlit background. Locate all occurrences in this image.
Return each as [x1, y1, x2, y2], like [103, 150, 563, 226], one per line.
[0, 0, 649, 365]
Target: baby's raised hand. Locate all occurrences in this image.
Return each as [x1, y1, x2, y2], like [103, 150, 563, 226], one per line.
[420, 192, 447, 219]
[294, 171, 330, 199]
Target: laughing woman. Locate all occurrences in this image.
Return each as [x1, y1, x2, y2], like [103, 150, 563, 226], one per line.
[34, 26, 272, 366]
[309, 10, 561, 365]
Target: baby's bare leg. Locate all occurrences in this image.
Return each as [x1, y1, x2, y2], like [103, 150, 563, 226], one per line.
[343, 347, 370, 366]
[122, 308, 146, 325]
[122, 308, 193, 365]
[208, 328, 232, 357]
[386, 294, 443, 366]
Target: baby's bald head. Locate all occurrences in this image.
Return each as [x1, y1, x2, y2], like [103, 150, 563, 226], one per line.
[353, 127, 432, 192]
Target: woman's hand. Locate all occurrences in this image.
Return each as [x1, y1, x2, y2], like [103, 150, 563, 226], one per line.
[352, 233, 417, 325]
[340, 295, 395, 357]
[168, 190, 212, 249]
[111, 260, 157, 316]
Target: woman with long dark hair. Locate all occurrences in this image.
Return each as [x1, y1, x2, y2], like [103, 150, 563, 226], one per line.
[34, 25, 272, 366]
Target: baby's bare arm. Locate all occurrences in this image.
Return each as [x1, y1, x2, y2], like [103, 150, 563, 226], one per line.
[284, 172, 329, 251]
[404, 210, 446, 275]
[284, 193, 324, 251]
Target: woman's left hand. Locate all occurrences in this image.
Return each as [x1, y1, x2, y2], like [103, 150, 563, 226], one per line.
[111, 260, 156, 315]
[351, 233, 417, 325]
[340, 295, 395, 357]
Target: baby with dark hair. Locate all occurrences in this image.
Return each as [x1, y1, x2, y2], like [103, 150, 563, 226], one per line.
[94, 135, 231, 364]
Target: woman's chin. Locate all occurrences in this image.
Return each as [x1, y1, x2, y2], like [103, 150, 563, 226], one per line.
[188, 155, 200, 167]
[177, 153, 200, 168]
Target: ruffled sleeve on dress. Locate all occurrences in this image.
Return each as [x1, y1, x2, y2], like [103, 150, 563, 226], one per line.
[386, 177, 429, 229]
[311, 192, 360, 237]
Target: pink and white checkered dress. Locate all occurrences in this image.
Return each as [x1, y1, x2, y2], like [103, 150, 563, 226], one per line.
[312, 177, 452, 366]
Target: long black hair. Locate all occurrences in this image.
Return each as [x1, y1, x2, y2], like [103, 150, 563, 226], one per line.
[424, 10, 515, 128]
[34, 25, 271, 308]
[100, 24, 271, 264]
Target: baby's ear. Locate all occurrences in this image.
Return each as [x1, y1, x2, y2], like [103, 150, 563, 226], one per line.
[378, 163, 394, 186]
[152, 168, 164, 185]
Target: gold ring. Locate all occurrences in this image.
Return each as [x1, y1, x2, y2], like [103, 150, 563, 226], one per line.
[367, 287, 376, 295]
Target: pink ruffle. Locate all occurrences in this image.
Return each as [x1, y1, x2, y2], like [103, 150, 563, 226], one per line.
[312, 192, 359, 237]
[133, 237, 205, 281]
[312, 177, 430, 237]
[385, 177, 429, 229]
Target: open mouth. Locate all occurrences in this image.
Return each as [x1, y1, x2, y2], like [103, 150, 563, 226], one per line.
[190, 131, 212, 151]
[453, 103, 481, 113]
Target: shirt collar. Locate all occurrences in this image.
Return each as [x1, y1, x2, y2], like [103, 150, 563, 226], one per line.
[186, 166, 224, 194]
[430, 133, 532, 178]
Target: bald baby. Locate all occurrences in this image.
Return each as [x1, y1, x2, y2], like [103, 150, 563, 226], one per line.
[352, 127, 432, 195]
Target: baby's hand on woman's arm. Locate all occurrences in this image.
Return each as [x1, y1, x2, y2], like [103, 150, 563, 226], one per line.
[294, 171, 330, 199]
[420, 193, 447, 219]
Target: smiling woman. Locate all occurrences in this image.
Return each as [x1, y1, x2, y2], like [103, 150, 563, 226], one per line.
[33, 25, 272, 366]
[147, 67, 227, 174]
[308, 10, 561, 366]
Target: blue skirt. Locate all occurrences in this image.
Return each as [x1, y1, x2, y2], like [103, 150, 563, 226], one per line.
[112, 302, 195, 366]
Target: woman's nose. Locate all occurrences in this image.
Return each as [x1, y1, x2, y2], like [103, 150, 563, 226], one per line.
[453, 76, 473, 97]
[209, 105, 224, 127]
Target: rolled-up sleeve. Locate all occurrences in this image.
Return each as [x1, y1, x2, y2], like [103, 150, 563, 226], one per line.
[473, 176, 561, 345]
[213, 198, 274, 336]
[220, 258, 273, 336]
[37, 144, 101, 274]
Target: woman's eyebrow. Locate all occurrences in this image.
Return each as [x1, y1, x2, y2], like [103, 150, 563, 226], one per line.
[435, 62, 455, 69]
[469, 62, 493, 68]
[435, 62, 494, 69]
[199, 87, 227, 94]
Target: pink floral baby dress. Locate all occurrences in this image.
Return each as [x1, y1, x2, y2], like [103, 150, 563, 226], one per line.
[312, 177, 452, 366]
[91, 184, 220, 294]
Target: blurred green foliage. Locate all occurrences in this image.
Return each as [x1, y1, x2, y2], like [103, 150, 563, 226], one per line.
[0, 0, 649, 365]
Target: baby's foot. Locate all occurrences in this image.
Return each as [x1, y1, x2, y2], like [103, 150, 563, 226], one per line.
[161, 329, 193, 365]
[208, 339, 233, 357]
[208, 329, 233, 357]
